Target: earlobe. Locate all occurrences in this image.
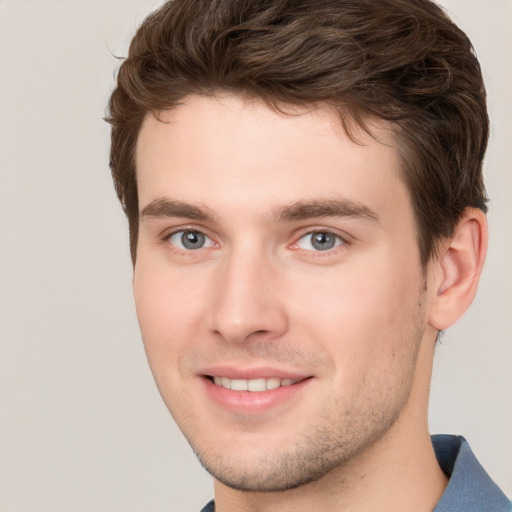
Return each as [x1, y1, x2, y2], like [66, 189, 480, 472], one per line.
[428, 208, 488, 331]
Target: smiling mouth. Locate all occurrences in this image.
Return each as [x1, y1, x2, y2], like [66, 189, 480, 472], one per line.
[207, 376, 304, 392]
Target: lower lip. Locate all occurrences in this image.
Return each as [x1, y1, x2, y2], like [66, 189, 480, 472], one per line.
[202, 377, 312, 414]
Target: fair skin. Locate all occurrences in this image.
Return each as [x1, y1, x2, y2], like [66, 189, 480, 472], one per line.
[134, 94, 486, 512]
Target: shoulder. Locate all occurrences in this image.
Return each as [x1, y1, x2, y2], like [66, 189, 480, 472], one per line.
[199, 500, 215, 512]
[432, 434, 511, 512]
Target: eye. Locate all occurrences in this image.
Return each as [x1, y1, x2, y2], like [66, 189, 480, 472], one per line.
[167, 230, 215, 250]
[295, 231, 344, 251]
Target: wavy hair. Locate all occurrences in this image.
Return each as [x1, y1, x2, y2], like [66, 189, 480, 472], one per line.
[107, 0, 489, 265]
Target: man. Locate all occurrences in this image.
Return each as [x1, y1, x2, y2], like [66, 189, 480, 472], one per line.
[107, 0, 511, 510]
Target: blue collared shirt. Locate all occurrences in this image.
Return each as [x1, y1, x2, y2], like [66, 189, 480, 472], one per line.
[200, 434, 511, 512]
[432, 434, 511, 511]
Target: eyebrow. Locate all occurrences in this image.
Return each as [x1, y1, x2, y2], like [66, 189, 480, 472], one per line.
[140, 197, 379, 224]
[271, 198, 379, 223]
[140, 198, 215, 222]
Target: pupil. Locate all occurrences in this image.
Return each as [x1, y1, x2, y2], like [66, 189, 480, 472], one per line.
[182, 231, 205, 249]
[312, 232, 335, 250]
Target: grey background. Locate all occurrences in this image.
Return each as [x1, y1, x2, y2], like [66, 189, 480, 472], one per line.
[1, 1, 510, 510]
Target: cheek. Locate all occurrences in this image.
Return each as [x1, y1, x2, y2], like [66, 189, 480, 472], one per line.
[290, 253, 423, 374]
[133, 262, 205, 368]
[132, 264, 210, 422]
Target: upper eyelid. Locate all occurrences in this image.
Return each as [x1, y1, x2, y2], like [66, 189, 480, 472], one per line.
[167, 228, 210, 237]
[299, 228, 344, 237]
[162, 225, 213, 239]
[162, 226, 214, 243]
[293, 227, 350, 244]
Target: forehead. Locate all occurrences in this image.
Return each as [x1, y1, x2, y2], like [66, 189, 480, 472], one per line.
[135, 94, 407, 221]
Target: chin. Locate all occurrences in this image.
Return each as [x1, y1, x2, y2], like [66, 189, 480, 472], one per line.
[187, 422, 380, 493]
[195, 448, 339, 492]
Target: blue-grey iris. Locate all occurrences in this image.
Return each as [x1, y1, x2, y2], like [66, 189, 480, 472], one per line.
[311, 232, 336, 250]
[182, 231, 205, 249]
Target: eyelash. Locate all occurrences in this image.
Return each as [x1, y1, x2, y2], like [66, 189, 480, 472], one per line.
[162, 227, 349, 256]
[165, 228, 217, 252]
[292, 230, 347, 254]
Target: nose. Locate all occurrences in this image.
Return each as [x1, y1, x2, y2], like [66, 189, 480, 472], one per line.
[207, 248, 289, 344]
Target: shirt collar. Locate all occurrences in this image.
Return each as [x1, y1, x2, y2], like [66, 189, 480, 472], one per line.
[432, 434, 511, 512]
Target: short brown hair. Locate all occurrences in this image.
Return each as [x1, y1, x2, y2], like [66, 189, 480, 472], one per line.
[107, 0, 489, 265]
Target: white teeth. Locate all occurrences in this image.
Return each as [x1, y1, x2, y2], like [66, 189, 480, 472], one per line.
[266, 377, 281, 390]
[248, 378, 266, 392]
[211, 376, 300, 391]
[230, 379, 248, 391]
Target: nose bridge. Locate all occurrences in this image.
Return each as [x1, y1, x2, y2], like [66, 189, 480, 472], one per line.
[208, 241, 288, 343]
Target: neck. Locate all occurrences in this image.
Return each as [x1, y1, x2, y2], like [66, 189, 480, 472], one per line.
[213, 334, 447, 512]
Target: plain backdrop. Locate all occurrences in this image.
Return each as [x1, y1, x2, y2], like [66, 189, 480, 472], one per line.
[1, 1, 510, 511]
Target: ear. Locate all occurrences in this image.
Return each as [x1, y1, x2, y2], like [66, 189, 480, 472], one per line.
[428, 208, 488, 331]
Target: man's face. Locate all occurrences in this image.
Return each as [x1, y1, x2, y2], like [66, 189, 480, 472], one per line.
[134, 95, 436, 491]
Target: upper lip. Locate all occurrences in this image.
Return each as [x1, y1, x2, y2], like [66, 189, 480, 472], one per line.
[199, 365, 311, 380]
